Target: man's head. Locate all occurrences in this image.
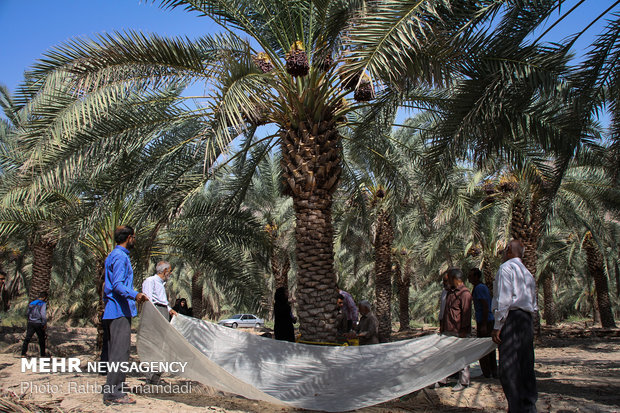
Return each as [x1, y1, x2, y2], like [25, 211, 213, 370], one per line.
[468, 268, 482, 285]
[0, 270, 6, 290]
[180, 298, 187, 307]
[337, 293, 345, 309]
[114, 226, 135, 249]
[442, 271, 449, 290]
[358, 300, 371, 315]
[503, 239, 525, 262]
[156, 261, 172, 281]
[155, 261, 172, 281]
[39, 292, 48, 302]
[447, 267, 464, 288]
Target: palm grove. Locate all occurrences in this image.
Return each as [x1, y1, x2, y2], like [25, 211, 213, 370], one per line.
[0, 0, 619, 345]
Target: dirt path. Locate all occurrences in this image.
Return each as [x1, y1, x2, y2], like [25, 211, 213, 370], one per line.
[1, 324, 618, 412]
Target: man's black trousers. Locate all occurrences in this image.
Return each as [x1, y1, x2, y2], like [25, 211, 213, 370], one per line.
[21, 322, 46, 356]
[499, 309, 538, 413]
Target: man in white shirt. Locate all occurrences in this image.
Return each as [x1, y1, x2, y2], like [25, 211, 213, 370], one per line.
[142, 261, 177, 384]
[491, 240, 538, 413]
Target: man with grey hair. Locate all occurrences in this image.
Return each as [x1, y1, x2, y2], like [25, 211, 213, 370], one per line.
[142, 260, 177, 384]
[351, 300, 379, 345]
[492, 239, 538, 412]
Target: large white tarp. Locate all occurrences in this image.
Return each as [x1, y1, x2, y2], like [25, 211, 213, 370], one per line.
[137, 300, 496, 412]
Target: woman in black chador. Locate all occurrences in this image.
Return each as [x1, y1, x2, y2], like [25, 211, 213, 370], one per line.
[173, 298, 193, 316]
[273, 287, 296, 342]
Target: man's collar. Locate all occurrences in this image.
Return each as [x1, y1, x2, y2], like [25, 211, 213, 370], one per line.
[115, 245, 130, 255]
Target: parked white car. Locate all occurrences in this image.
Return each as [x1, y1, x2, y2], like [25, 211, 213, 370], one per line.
[218, 314, 264, 328]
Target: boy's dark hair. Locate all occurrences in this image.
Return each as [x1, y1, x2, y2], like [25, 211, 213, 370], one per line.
[337, 294, 345, 300]
[39, 292, 48, 301]
[469, 268, 482, 280]
[114, 226, 134, 245]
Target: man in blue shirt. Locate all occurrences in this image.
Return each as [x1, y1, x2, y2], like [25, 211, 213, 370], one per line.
[102, 225, 148, 405]
[468, 267, 497, 378]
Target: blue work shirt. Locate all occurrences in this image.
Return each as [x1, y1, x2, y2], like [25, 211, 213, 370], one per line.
[472, 283, 494, 323]
[103, 246, 138, 319]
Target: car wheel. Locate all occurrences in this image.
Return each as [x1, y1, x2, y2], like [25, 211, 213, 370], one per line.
[255, 323, 261, 328]
[232, 322, 238, 328]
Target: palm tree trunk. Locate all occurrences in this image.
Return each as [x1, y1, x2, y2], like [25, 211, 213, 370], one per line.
[510, 195, 542, 334]
[29, 234, 58, 300]
[374, 210, 394, 342]
[291, 192, 338, 341]
[583, 233, 616, 328]
[272, 252, 290, 290]
[592, 288, 601, 325]
[510, 196, 541, 274]
[482, 257, 495, 296]
[281, 119, 341, 342]
[396, 258, 411, 331]
[541, 272, 557, 326]
[191, 270, 204, 319]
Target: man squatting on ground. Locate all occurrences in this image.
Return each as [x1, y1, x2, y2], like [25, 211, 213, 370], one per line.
[492, 239, 538, 413]
[351, 300, 379, 345]
[142, 260, 177, 384]
[102, 226, 148, 406]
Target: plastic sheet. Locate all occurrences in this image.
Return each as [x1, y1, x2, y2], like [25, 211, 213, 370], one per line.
[137, 300, 496, 411]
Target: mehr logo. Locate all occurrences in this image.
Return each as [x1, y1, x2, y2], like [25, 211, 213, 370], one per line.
[21, 358, 81, 373]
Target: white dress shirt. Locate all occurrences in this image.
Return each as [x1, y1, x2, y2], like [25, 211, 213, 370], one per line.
[492, 257, 538, 330]
[142, 274, 171, 311]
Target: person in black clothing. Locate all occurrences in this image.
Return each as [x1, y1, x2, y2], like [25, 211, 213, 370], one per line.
[178, 298, 192, 316]
[273, 287, 296, 342]
[21, 292, 48, 357]
[173, 298, 192, 316]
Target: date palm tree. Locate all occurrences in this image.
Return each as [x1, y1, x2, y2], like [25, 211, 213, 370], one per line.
[21, 0, 490, 340]
[0, 83, 80, 300]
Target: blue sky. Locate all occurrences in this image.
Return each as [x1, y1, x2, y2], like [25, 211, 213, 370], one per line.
[0, 1, 616, 93]
[0, 0, 219, 91]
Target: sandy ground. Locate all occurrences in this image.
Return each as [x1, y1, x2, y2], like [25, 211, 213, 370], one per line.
[0, 323, 618, 413]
